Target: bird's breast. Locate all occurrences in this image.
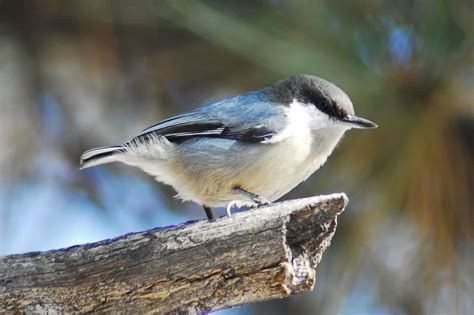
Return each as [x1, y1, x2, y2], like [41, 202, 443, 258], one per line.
[238, 126, 344, 202]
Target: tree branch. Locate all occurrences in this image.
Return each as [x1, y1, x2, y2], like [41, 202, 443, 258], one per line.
[0, 193, 348, 314]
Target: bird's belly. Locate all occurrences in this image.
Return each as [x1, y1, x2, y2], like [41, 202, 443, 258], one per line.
[172, 136, 329, 207]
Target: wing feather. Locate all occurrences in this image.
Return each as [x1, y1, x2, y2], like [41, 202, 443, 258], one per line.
[134, 91, 284, 144]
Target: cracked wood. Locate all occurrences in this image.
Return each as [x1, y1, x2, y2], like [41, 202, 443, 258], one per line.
[0, 193, 348, 314]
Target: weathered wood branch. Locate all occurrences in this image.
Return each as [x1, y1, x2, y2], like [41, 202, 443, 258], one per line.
[0, 193, 348, 314]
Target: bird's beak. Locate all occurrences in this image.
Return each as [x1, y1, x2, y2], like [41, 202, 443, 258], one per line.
[341, 115, 378, 129]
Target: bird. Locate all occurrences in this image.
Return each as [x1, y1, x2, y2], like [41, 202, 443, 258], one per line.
[80, 74, 377, 220]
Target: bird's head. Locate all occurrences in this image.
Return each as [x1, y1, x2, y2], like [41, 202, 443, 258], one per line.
[268, 74, 377, 130]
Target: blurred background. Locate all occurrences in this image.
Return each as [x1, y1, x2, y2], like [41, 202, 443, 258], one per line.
[0, 0, 472, 314]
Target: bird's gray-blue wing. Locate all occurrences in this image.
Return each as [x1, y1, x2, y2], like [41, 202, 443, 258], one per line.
[135, 91, 284, 143]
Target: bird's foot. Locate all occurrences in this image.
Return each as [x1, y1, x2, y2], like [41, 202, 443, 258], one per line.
[250, 195, 270, 207]
[233, 186, 271, 208]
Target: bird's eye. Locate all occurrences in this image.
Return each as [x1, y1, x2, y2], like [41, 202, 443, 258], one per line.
[298, 87, 346, 119]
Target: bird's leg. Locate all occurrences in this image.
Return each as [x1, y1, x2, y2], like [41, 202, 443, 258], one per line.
[203, 205, 214, 221]
[233, 186, 270, 207]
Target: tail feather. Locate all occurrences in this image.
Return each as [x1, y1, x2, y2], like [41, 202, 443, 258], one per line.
[80, 145, 125, 169]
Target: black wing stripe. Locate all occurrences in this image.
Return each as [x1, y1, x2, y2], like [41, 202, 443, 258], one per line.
[221, 125, 274, 142]
[137, 122, 274, 144]
[139, 114, 197, 135]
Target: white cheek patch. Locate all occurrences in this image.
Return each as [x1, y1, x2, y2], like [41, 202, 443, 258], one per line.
[263, 99, 322, 144]
[297, 101, 334, 130]
[290, 99, 353, 131]
[262, 100, 307, 143]
[263, 99, 350, 145]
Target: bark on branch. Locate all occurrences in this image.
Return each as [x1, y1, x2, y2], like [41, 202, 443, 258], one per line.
[0, 193, 348, 314]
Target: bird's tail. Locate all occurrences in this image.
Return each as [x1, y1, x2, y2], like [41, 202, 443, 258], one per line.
[80, 145, 125, 169]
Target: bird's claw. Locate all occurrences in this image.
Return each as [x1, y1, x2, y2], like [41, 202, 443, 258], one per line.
[226, 200, 240, 217]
